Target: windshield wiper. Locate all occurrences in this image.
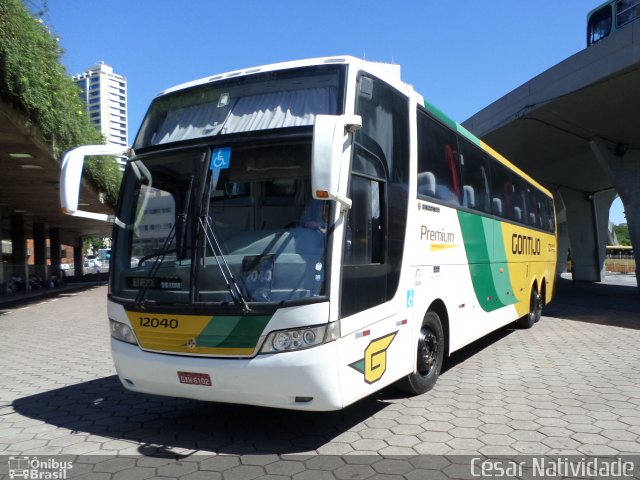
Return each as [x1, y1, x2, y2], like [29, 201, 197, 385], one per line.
[198, 167, 252, 312]
[198, 217, 252, 313]
[134, 175, 195, 307]
[134, 224, 177, 307]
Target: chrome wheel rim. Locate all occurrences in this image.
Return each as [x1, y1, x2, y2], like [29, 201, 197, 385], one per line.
[529, 291, 542, 323]
[417, 327, 438, 376]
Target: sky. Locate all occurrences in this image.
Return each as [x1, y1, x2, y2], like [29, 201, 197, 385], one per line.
[36, 0, 626, 224]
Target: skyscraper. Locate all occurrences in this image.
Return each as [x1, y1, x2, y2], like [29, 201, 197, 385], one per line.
[73, 62, 128, 148]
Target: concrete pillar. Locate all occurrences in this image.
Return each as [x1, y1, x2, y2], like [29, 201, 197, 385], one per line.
[49, 227, 62, 287]
[556, 223, 571, 275]
[10, 214, 28, 285]
[554, 191, 570, 274]
[592, 190, 618, 280]
[590, 138, 640, 289]
[0, 214, 4, 289]
[50, 227, 61, 275]
[33, 222, 47, 282]
[73, 236, 83, 279]
[559, 188, 614, 282]
[10, 215, 26, 266]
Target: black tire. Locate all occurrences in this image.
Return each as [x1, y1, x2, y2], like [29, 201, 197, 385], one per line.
[398, 311, 445, 395]
[517, 287, 542, 329]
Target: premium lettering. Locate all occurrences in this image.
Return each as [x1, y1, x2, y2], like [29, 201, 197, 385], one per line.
[421, 225, 455, 243]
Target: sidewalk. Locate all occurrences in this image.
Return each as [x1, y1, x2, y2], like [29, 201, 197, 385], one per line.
[0, 279, 106, 309]
[545, 272, 639, 329]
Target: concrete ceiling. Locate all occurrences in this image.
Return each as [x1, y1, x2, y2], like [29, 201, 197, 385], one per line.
[463, 21, 640, 196]
[0, 99, 114, 244]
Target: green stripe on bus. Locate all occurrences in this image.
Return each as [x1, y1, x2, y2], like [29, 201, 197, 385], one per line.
[196, 315, 272, 349]
[424, 100, 481, 148]
[457, 211, 516, 312]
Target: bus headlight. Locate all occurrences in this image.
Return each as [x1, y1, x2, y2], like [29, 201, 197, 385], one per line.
[109, 319, 138, 345]
[260, 322, 340, 354]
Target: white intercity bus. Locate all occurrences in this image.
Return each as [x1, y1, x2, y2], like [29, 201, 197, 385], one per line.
[61, 56, 557, 410]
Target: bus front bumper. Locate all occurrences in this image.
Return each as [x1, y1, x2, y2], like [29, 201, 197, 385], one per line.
[111, 338, 344, 411]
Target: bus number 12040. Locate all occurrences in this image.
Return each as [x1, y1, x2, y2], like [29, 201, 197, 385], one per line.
[139, 317, 179, 329]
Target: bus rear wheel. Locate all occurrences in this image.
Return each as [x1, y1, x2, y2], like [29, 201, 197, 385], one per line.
[398, 311, 444, 395]
[518, 287, 542, 329]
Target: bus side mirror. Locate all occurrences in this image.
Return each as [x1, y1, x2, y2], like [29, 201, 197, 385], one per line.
[312, 114, 362, 210]
[60, 144, 130, 224]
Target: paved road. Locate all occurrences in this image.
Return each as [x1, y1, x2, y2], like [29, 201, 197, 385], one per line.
[0, 277, 639, 478]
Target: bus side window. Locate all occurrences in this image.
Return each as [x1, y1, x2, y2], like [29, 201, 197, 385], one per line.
[546, 197, 556, 233]
[528, 187, 541, 228]
[490, 162, 512, 220]
[344, 174, 384, 265]
[417, 110, 460, 204]
[458, 138, 492, 213]
[512, 179, 527, 224]
[341, 150, 387, 317]
[539, 192, 556, 233]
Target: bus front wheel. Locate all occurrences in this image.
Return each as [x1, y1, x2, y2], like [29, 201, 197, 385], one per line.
[518, 287, 542, 329]
[398, 311, 445, 395]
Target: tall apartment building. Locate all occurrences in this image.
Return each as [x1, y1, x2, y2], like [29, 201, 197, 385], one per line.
[73, 62, 128, 148]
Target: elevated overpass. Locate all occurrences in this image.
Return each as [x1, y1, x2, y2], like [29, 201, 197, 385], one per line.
[463, 20, 640, 287]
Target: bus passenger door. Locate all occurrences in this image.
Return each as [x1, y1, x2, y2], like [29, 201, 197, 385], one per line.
[336, 72, 411, 406]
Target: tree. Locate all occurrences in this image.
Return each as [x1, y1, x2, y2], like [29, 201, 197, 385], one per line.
[0, 0, 122, 206]
[613, 224, 631, 246]
[83, 236, 106, 256]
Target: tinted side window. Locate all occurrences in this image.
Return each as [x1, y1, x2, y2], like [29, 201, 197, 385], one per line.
[512, 177, 529, 224]
[341, 151, 387, 318]
[546, 196, 556, 233]
[458, 139, 492, 213]
[490, 162, 512, 220]
[417, 111, 461, 205]
[357, 76, 409, 186]
[537, 192, 556, 233]
[344, 174, 384, 265]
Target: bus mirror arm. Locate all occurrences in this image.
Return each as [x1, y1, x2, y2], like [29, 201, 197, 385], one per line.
[312, 114, 362, 211]
[60, 144, 130, 225]
[62, 208, 125, 229]
[333, 193, 352, 213]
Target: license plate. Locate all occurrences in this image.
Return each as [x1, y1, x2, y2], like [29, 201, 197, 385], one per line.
[177, 371, 212, 386]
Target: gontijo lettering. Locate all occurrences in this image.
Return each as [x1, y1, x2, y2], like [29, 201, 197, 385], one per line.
[511, 234, 541, 255]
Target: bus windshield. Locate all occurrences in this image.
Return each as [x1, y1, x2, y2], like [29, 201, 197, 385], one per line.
[111, 141, 331, 309]
[133, 66, 343, 149]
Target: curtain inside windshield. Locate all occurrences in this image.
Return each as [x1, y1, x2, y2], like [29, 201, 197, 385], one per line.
[135, 67, 343, 148]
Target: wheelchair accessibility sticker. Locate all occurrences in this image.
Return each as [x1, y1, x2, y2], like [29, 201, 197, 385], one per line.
[210, 147, 231, 170]
[407, 289, 414, 308]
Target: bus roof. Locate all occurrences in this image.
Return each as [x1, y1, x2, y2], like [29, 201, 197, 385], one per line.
[157, 55, 402, 98]
[151, 55, 553, 199]
[421, 100, 554, 200]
